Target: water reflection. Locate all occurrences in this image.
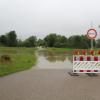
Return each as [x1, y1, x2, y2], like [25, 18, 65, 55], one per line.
[38, 50, 72, 62]
[36, 50, 72, 69]
[46, 56, 66, 62]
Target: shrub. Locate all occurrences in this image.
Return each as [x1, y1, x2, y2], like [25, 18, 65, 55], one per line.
[0, 55, 11, 62]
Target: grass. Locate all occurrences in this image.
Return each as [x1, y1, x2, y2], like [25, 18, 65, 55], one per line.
[46, 47, 100, 51]
[44, 47, 100, 56]
[45, 47, 73, 52]
[0, 47, 37, 76]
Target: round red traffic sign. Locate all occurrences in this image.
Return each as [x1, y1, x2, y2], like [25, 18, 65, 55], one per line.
[87, 29, 97, 39]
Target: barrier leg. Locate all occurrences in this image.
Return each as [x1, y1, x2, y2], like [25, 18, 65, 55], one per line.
[68, 71, 79, 76]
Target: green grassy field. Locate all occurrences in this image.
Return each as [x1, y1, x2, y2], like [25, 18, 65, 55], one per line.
[45, 47, 73, 52]
[46, 47, 100, 51]
[43, 47, 100, 55]
[0, 47, 37, 76]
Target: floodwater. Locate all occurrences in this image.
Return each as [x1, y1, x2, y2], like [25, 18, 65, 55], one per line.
[1, 50, 100, 100]
[35, 50, 72, 69]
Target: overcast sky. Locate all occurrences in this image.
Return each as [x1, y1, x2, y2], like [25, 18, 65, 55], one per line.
[0, 0, 100, 39]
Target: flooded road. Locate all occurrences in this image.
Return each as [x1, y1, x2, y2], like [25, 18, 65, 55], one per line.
[35, 50, 72, 69]
[0, 50, 100, 100]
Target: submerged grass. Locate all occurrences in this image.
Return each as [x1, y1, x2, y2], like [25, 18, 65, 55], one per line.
[45, 47, 73, 53]
[0, 47, 37, 76]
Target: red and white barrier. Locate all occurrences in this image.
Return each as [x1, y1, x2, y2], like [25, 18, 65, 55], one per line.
[73, 55, 100, 73]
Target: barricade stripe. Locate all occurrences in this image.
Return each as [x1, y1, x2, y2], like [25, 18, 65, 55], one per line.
[73, 56, 100, 73]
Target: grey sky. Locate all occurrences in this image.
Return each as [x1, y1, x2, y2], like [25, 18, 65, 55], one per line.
[0, 0, 100, 39]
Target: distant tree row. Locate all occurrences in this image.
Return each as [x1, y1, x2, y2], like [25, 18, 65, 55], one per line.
[0, 31, 100, 49]
[0, 31, 37, 47]
[0, 31, 17, 47]
[40, 33, 97, 49]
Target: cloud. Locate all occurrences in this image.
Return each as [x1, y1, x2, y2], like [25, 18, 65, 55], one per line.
[0, 0, 100, 39]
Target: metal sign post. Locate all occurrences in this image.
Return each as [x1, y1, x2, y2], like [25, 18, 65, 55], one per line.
[87, 28, 97, 50]
[91, 39, 93, 50]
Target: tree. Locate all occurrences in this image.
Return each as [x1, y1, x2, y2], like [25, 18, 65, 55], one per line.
[23, 36, 37, 47]
[96, 39, 100, 48]
[44, 33, 68, 48]
[44, 33, 57, 47]
[0, 35, 7, 46]
[81, 35, 96, 49]
[67, 35, 93, 49]
[37, 39, 45, 47]
[17, 39, 23, 47]
[6, 31, 17, 47]
[54, 35, 67, 48]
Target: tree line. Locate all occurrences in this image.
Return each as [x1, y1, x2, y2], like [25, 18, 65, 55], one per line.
[0, 31, 100, 49]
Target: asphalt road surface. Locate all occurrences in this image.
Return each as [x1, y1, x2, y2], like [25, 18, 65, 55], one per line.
[0, 68, 100, 100]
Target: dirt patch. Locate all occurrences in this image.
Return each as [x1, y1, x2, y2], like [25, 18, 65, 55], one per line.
[0, 55, 11, 63]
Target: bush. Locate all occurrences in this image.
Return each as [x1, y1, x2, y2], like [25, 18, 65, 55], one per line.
[0, 55, 11, 62]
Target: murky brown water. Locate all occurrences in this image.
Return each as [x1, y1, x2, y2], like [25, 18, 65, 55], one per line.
[35, 50, 72, 69]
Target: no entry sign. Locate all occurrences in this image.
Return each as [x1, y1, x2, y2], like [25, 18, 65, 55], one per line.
[87, 29, 97, 39]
